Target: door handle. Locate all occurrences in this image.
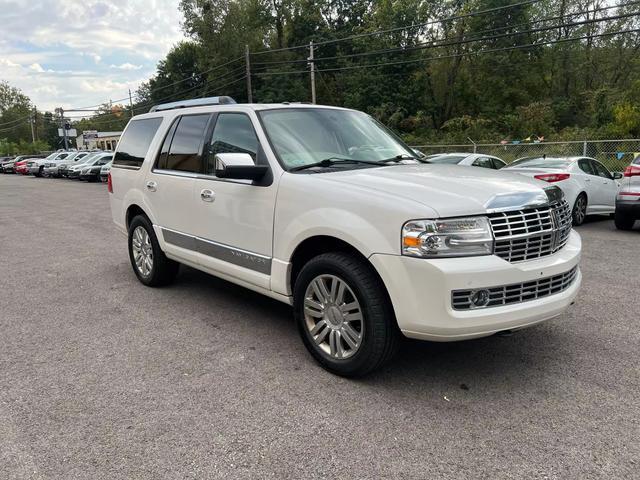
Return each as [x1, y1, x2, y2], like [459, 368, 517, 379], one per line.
[146, 181, 157, 192]
[200, 189, 215, 202]
[584, 178, 591, 182]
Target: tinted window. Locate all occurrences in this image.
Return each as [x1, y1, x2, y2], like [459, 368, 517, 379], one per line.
[578, 159, 596, 175]
[472, 157, 494, 169]
[163, 114, 210, 173]
[156, 119, 179, 170]
[592, 161, 612, 179]
[633, 156, 640, 165]
[114, 117, 163, 168]
[492, 158, 506, 169]
[208, 113, 259, 173]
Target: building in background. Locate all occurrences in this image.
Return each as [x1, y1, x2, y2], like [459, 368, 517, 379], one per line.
[76, 131, 122, 151]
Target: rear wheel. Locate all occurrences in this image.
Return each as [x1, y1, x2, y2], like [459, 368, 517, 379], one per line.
[293, 252, 399, 377]
[614, 211, 636, 231]
[128, 215, 179, 287]
[572, 193, 587, 226]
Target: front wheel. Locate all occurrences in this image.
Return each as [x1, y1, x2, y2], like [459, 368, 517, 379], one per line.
[293, 252, 399, 377]
[128, 215, 179, 287]
[572, 194, 587, 226]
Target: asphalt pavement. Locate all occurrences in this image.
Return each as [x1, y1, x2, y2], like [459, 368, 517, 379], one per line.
[1, 173, 638, 479]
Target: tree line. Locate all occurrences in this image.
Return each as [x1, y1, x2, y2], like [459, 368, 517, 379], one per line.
[2, 0, 639, 154]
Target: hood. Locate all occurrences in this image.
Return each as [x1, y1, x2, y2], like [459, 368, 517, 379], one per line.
[319, 164, 555, 217]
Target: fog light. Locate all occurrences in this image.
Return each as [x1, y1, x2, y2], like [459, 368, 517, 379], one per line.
[469, 289, 490, 308]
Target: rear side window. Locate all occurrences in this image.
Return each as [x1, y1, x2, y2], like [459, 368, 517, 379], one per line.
[492, 158, 506, 169]
[160, 114, 210, 173]
[633, 156, 640, 165]
[578, 159, 595, 175]
[114, 117, 163, 168]
[472, 157, 494, 169]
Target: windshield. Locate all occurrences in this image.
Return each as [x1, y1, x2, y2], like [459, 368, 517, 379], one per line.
[505, 158, 572, 169]
[428, 154, 468, 164]
[258, 108, 415, 170]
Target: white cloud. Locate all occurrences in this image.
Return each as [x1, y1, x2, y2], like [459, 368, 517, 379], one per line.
[110, 62, 142, 71]
[0, 0, 185, 111]
[0, 58, 20, 68]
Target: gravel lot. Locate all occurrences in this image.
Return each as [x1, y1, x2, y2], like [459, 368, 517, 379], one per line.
[1, 173, 639, 480]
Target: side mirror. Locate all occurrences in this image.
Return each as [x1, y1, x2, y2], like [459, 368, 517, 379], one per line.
[612, 171, 623, 180]
[214, 153, 268, 181]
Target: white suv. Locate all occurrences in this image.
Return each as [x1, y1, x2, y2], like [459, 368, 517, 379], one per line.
[614, 156, 640, 230]
[109, 97, 582, 376]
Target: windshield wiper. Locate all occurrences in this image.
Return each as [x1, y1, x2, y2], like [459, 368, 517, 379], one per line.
[381, 154, 429, 164]
[290, 157, 384, 172]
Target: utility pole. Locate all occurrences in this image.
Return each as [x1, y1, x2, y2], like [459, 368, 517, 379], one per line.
[30, 108, 36, 143]
[128, 89, 134, 118]
[245, 45, 253, 103]
[56, 107, 69, 150]
[308, 41, 316, 104]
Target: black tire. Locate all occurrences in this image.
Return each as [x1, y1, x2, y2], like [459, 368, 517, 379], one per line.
[293, 252, 400, 377]
[614, 211, 636, 231]
[128, 215, 179, 287]
[572, 193, 588, 226]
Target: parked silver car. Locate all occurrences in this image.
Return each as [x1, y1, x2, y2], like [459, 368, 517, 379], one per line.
[58, 151, 95, 177]
[80, 155, 113, 182]
[99, 160, 112, 182]
[28, 152, 68, 177]
[428, 152, 507, 169]
[614, 156, 640, 230]
[68, 153, 112, 179]
[43, 151, 79, 177]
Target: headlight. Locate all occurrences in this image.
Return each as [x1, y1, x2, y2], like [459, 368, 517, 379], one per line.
[402, 216, 494, 258]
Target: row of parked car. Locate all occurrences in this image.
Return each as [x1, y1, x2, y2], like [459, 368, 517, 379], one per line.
[424, 151, 640, 230]
[0, 150, 113, 182]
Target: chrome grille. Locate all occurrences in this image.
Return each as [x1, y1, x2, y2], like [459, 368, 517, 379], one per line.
[489, 201, 572, 262]
[452, 266, 578, 310]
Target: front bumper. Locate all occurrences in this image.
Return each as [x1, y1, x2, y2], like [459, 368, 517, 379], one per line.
[370, 230, 582, 341]
[28, 166, 41, 174]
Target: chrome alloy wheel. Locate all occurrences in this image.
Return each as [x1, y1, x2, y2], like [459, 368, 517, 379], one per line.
[132, 226, 153, 277]
[303, 274, 364, 359]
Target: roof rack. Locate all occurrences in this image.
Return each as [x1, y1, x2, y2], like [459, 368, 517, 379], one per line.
[149, 96, 237, 113]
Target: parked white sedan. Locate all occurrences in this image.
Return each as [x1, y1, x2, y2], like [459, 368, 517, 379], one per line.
[503, 156, 622, 225]
[428, 152, 507, 169]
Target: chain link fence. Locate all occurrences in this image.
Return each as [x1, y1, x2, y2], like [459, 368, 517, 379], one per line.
[411, 139, 640, 173]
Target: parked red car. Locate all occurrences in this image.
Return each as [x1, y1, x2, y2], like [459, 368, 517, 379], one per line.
[14, 159, 30, 175]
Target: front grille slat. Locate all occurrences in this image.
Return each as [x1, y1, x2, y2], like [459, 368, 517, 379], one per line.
[452, 266, 578, 310]
[489, 201, 572, 263]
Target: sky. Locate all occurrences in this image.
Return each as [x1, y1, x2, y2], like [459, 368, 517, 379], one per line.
[0, 0, 186, 112]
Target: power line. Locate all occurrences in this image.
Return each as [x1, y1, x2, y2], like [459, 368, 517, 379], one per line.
[0, 114, 33, 128]
[66, 56, 245, 111]
[254, 27, 640, 77]
[253, 9, 640, 68]
[250, 0, 543, 56]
